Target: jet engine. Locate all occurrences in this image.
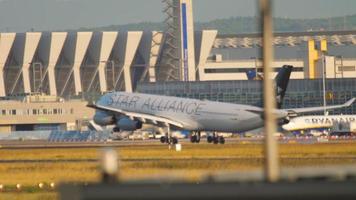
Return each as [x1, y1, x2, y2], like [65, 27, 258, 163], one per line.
[116, 117, 143, 131]
[93, 111, 115, 126]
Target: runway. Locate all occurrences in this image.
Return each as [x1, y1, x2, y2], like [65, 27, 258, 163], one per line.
[1, 156, 356, 164]
[0, 139, 162, 149]
[0, 136, 356, 149]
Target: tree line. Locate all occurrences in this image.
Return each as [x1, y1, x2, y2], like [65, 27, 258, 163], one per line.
[74, 15, 356, 34]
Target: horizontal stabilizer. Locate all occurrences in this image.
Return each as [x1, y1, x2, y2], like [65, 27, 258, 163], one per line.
[285, 98, 355, 115]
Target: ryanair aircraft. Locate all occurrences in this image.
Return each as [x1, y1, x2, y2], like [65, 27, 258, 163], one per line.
[282, 115, 356, 132]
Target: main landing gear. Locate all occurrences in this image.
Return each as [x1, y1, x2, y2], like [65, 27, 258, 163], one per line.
[159, 126, 179, 145]
[160, 136, 178, 145]
[190, 131, 201, 143]
[207, 132, 225, 144]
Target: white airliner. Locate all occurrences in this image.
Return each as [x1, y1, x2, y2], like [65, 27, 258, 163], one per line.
[89, 66, 355, 144]
[282, 115, 356, 132]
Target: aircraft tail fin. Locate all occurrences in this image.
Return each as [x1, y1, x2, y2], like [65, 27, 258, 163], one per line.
[275, 65, 293, 109]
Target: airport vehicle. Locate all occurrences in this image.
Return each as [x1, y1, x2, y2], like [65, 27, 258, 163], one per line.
[89, 66, 355, 145]
[283, 115, 356, 136]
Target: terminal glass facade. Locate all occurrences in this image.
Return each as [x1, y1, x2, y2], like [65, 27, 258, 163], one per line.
[137, 79, 356, 115]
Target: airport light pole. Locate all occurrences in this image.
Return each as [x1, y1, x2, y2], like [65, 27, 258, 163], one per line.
[260, 0, 280, 182]
[322, 53, 327, 115]
[320, 40, 328, 115]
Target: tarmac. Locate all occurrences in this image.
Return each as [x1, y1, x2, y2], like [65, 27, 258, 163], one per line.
[0, 136, 356, 149]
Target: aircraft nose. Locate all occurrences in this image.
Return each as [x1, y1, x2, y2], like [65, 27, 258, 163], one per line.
[282, 122, 293, 131]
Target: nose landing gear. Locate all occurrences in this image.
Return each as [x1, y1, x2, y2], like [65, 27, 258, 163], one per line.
[190, 131, 201, 143]
[160, 125, 178, 145]
[160, 136, 179, 144]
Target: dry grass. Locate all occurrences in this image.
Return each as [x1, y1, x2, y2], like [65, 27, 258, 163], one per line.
[0, 192, 56, 200]
[0, 142, 356, 199]
[1, 143, 355, 161]
[0, 163, 99, 185]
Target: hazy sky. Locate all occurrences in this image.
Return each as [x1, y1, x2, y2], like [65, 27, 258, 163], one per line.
[0, 0, 355, 32]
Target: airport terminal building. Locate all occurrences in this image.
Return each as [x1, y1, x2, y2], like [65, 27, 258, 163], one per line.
[0, 30, 355, 97]
[0, 93, 94, 132]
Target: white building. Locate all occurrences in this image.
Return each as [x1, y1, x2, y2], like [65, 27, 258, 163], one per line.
[0, 0, 355, 97]
[0, 30, 356, 98]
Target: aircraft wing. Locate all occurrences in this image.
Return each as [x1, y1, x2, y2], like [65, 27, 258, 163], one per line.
[88, 103, 185, 128]
[283, 98, 355, 116]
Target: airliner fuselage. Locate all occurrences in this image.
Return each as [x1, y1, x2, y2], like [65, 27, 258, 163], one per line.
[95, 92, 265, 132]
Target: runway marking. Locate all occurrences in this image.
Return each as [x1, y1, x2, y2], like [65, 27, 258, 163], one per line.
[0, 137, 356, 149]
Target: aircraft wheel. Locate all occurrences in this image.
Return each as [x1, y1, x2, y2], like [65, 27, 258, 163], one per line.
[207, 136, 213, 143]
[160, 136, 167, 143]
[172, 137, 178, 145]
[219, 136, 225, 144]
[190, 135, 197, 143]
[196, 131, 201, 143]
[213, 137, 219, 144]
